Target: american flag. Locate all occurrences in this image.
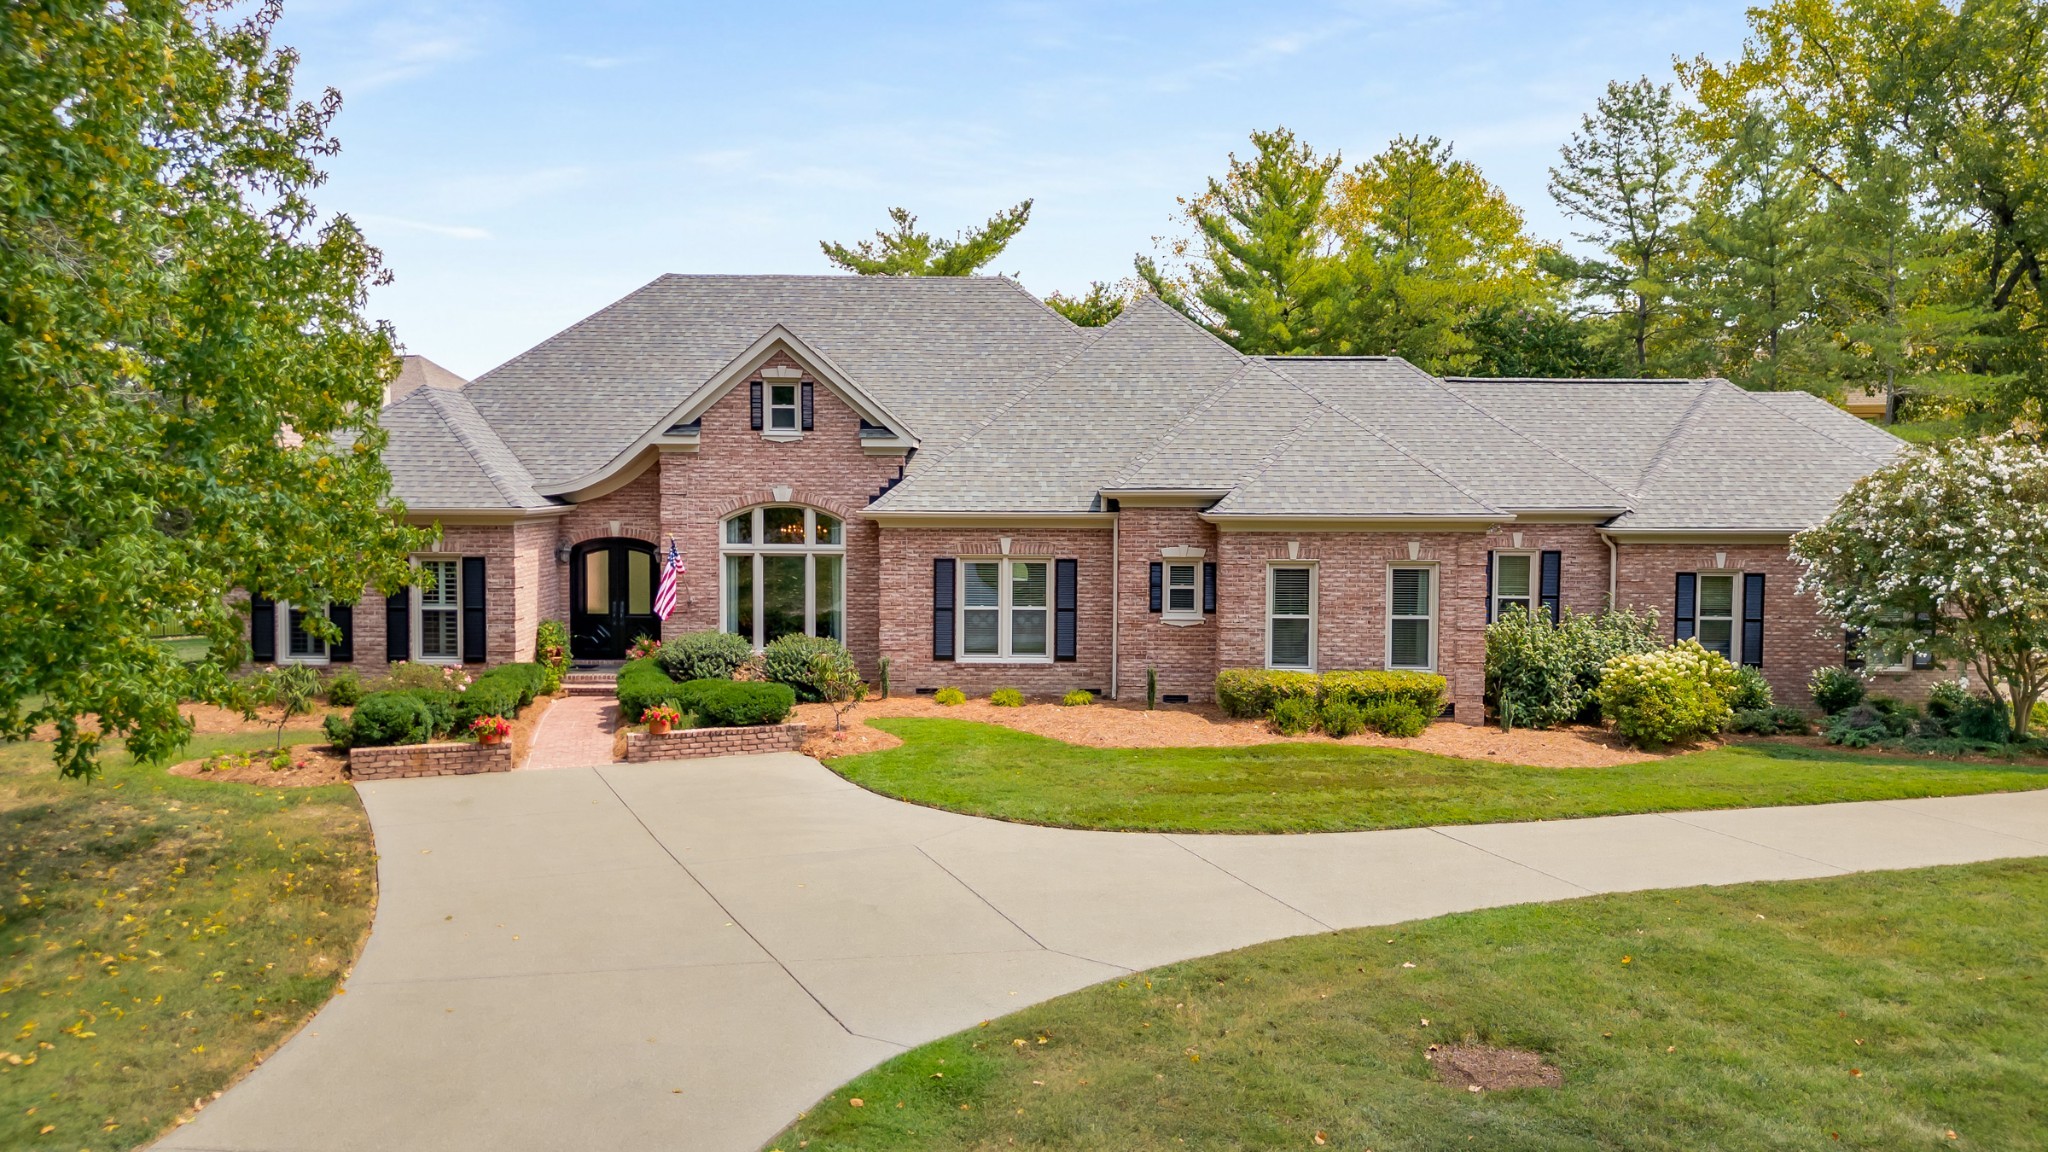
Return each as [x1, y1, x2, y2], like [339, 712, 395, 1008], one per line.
[653, 538, 682, 620]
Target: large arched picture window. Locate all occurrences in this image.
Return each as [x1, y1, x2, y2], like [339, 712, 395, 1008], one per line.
[721, 505, 844, 646]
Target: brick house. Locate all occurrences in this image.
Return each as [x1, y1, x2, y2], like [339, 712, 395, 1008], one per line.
[249, 274, 1928, 720]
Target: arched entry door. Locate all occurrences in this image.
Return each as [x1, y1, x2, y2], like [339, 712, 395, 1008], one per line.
[569, 538, 660, 660]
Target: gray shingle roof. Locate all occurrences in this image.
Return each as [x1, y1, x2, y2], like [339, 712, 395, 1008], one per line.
[458, 274, 1087, 488]
[386, 354, 467, 404]
[380, 388, 552, 512]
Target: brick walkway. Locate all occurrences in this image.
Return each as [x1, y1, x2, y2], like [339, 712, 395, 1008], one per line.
[523, 695, 619, 769]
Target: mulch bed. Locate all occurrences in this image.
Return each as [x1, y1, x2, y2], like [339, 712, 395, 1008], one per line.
[169, 743, 351, 788]
[1426, 1043, 1563, 1092]
[791, 696, 1667, 767]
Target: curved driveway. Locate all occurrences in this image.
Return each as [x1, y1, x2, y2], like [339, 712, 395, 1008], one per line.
[161, 753, 2048, 1152]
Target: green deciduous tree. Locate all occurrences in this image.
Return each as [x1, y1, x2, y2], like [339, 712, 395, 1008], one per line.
[1136, 127, 1343, 354]
[0, 0, 427, 777]
[1793, 436, 2048, 738]
[820, 201, 1033, 276]
[1549, 78, 1696, 372]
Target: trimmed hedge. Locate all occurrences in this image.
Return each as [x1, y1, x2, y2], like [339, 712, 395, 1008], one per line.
[349, 691, 434, 747]
[657, 629, 756, 683]
[670, 678, 795, 727]
[405, 688, 460, 739]
[456, 662, 549, 727]
[617, 657, 683, 724]
[1215, 668, 1446, 720]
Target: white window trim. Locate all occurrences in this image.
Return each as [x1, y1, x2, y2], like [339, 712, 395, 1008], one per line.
[958, 557, 1054, 664]
[1386, 563, 1438, 672]
[1163, 561, 1202, 625]
[717, 506, 846, 649]
[412, 554, 464, 665]
[1690, 569, 1743, 666]
[276, 601, 331, 666]
[1491, 551, 1536, 621]
[1266, 562, 1318, 672]
[763, 380, 802, 440]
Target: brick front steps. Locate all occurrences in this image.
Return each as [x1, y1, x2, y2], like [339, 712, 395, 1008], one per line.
[349, 741, 512, 781]
[564, 670, 619, 698]
[623, 723, 808, 763]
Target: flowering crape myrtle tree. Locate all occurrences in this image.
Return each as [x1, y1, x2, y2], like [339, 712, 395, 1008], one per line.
[0, 2, 428, 777]
[1792, 437, 2048, 738]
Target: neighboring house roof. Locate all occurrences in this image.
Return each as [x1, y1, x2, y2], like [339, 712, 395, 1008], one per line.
[457, 274, 1088, 489]
[376, 274, 1902, 532]
[380, 387, 553, 513]
[386, 354, 468, 404]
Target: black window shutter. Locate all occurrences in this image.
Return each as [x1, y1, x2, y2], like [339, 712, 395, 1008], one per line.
[1148, 562, 1163, 613]
[1539, 551, 1562, 624]
[461, 557, 487, 664]
[1844, 630, 1866, 670]
[749, 381, 763, 430]
[1741, 573, 1766, 668]
[932, 558, 956, 660]
[1912, 611, 1935, 669]
[1484, 550, 1494, 623]
[328, 603, 354, 664]
[249, 595, 275, 663]
[800, 382, 815, 431]
[1202, 562, 1217, 614]
[1674, 573, 1697, 642]
[1054, 558, 1077, 662]
[386, 589, 411, 663]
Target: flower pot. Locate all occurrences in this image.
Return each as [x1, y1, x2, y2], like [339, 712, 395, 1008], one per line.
[648, 719, 672, 736]
[479, 731, 504, 746]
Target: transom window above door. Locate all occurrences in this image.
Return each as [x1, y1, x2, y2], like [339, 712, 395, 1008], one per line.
[721, 505, 844, 646]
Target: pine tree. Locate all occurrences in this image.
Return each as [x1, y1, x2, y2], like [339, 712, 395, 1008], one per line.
[821, 201, 1033, 276]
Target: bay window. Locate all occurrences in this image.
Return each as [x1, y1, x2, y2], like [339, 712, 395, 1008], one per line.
[721, 505, 844, 647]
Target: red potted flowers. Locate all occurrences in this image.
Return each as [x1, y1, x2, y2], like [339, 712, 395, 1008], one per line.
[469, 714, 511, 745]
[644, 704, 682, 736]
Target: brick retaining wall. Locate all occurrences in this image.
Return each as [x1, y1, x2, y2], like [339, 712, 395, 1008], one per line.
[349, 740, 512, 781]
[624, 722, 808, 763]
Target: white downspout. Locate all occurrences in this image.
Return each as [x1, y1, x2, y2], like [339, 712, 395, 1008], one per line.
[1109, 505, 1120, 700]
[1601, 530, 1619, 611]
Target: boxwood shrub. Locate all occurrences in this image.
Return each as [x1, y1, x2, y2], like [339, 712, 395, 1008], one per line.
[1214, 669, 1320, 718]
[456, 662, 550, 727]
[617, 657, 685, 723]
[657, 629, 756, 683]
[349, 691, 434, 747]
[671, 678, 795, 727]
[404, 688, 460, 739]
[1319, 670, 1448, 717]
[1216, 668, 1446, 722]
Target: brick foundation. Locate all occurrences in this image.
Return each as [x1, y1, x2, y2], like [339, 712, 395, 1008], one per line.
[624, 722, 809, 762]
[348, 740, 512, 781]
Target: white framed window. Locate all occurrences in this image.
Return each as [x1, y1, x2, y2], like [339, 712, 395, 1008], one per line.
[1695, 572, 1737, 661]
[720, 505, 844, 647]
[415, 556, 462, 663]
[1267, 564, 1316, 671]
[1387, 565, 1436, 671]
[279, 603, 329, 665]
[1492, 552, 1534, 620]
[960, 559, 1050, 661]
[1164, 562, 1199, 622]
[767, 382, 800, 432]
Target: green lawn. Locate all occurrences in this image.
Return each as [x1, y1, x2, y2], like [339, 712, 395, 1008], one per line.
[0, 729, 373, 1151]
[829, 718, 2048, 833]
[772, 858, 2048, 1151]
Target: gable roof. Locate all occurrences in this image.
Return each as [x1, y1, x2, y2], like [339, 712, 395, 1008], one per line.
[380, 387, 552, 513]
[386, 354, 468, 404]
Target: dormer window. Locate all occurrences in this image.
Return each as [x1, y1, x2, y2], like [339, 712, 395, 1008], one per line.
[768, 382, 799, 430]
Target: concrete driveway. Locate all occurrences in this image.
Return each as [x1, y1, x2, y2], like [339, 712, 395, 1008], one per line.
[160, 754, 2048, 1152]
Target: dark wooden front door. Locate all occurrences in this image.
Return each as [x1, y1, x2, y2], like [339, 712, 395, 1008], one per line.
[569, 538, 660, 660]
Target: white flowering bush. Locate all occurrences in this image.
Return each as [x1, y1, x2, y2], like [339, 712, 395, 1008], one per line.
[1792, 435, 2048, 738]
[1596, 640, 1739, 749]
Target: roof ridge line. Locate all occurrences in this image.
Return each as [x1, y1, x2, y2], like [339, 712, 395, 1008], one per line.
[1261, 360, 1505, 516]
[1632, 380, 1721, 492]
[995, 274, 1084, 329]
[1408, 373, 1635, 505]
[1106, 359, 1266, 489]
[1742, 389, 1896, 464]
[422, 390, 538, 509]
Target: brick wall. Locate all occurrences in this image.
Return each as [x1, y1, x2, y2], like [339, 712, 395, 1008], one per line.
[1114, 508, 1219, 701]
[878, 526, 1115, 697]
[1477, 523, 1611, 615]
[348, 740, 511, 781]
[1214, 530, 1489, 721]
[623, 722, 808, 762]
[434, 523, 528, 664]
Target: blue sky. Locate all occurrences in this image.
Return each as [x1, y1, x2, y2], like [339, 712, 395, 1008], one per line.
[276, 1, 1753, 378]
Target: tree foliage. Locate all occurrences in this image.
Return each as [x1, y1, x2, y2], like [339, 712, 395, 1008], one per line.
[821, 201, 1033, 276]
[0, 0, 427, 777]
[1792, 436, 2048, 737]
[1043, 280, 1130, 327]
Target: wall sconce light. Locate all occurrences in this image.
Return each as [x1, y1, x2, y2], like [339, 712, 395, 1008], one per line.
[554, 542, 571, 565]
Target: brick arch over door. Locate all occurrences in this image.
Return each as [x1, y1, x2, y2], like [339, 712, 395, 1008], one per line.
[564, 521, 663, 548]
[711, 487, 861, 523]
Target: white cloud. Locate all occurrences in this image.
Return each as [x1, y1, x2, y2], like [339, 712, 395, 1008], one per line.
[360, 214, 492, 241]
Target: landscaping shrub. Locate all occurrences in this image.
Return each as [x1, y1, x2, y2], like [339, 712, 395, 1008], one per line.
[1825, 701, 1914, 748]
[1922, 681, 2011, 743]
[324, 669, 363, 708]
[990, 688, 1025, 708]
[1727, 705, 1810, 736]
[657, 629, 756, 683]
[457, 677, 521, 727]
[1484, 606, 1662, 729]
[1269, 696, 1319, 736]
[1727, 665, 1774, 712]
[933, 687, 966, 706]
[1318, 698, 1366, 738]
[1214, 669, 1321, 719]
[1809, 666, 1865, 715]
[404, 688, 460, 738]
[349, 691, 434, 747]
[321, 712, 354, 749]
[1319, 670, 1448, 717]
[1358, 700, 1429, 738]
[1596, 640, 1740, 749]
[670, 679, 794, 727]
[1061, 689, 1093, 707]
[763, 634, 857, 702]
[616, 657, 685, 723]
[536, 619, 570, 693]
